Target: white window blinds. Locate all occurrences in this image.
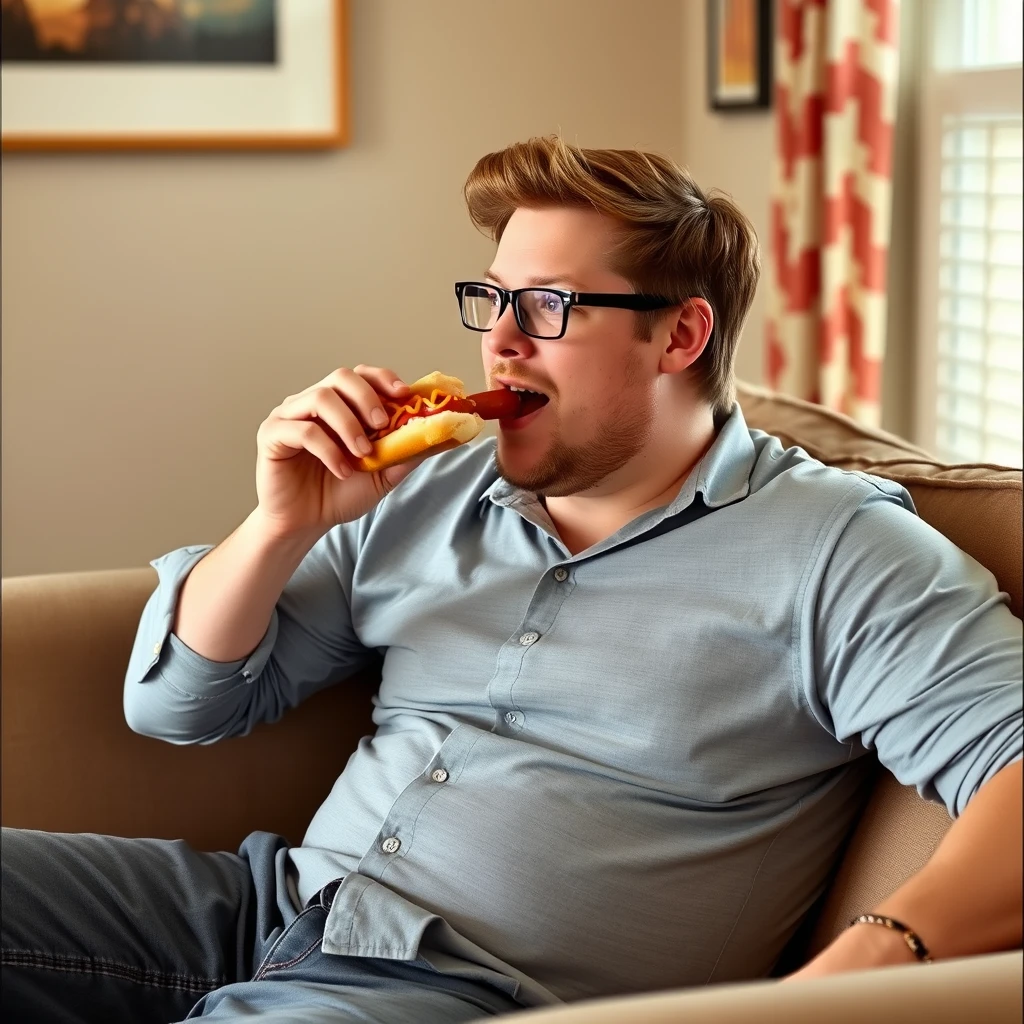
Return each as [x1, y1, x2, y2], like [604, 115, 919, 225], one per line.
[936, 115, 1023, 465]
[917, 0, 1023, 467]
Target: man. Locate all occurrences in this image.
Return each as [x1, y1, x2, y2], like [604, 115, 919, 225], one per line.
[3, 137, 1021, 1024]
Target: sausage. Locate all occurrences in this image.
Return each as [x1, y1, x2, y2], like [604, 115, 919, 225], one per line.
[465, 389, 523, 420]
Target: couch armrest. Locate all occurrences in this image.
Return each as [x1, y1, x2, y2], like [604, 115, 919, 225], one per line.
[1, 569, 377, 852]
[498, 951, 1023, 1023]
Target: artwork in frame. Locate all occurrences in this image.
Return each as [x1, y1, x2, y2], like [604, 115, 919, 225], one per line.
[1, 0, 347, 150]
[707, 0, 772, 112]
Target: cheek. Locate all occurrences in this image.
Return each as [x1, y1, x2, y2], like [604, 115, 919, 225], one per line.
[561, 367, 654, 432]
[556, 353, 610, 402]
[556, 381, 618, 434]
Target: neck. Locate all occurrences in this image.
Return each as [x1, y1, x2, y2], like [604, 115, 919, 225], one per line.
[543, 406, 717, 556]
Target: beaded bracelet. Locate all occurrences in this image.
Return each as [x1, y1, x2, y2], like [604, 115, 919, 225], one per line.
[849, 914, 933, 963]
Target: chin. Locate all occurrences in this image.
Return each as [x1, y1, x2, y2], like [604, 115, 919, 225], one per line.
[493, 441, 582, 497]
[494, 438, 539, 484]
[496, 420, 650, 498]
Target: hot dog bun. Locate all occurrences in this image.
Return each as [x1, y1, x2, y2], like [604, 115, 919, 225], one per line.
[353, 371, 484, 473]
[406, 371, 466, 398]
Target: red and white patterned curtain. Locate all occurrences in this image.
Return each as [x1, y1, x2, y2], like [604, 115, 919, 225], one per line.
[766, 0, 900, 426]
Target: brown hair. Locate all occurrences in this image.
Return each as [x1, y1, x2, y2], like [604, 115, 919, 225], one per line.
[463, 136, 760, 418]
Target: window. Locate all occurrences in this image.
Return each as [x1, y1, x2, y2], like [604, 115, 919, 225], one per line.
[916, 0, 1023, 466]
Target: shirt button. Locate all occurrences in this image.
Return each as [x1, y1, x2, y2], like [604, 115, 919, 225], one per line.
[519, 631, 540, 646]
[381, 836, 401, 854]
[242, 670, 252, 681]
[505, 711, 518, 724]
[553, 568, 569, 582]
[153, 642, 162, 656]
[431, 768, 449, 783]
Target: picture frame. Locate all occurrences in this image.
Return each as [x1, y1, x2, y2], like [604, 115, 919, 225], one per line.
[1, 0, 348, 151]
[707, 0, 773, 112]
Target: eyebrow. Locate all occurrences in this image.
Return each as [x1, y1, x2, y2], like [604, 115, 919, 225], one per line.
[483, 270, 589, 292]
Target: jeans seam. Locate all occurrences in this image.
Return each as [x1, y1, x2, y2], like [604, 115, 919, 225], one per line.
[1, 948, 223, 994]
[251, 905, 323, 981]
[253, 937, 321, 981]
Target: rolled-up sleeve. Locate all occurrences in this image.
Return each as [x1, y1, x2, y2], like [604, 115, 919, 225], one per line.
[804, 489, 1023, 818]
[124, 524, 375, 745]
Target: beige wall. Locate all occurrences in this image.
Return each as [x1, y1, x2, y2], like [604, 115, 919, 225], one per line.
[679, 0, 772, 389]
[2, 0, 694, 577]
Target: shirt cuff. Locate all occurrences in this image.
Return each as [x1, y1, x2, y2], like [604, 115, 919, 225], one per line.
[129, 544, 279, 697]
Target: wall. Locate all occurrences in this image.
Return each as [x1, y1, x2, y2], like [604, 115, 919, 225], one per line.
[880, 0, 920, 442]
[679, 0, 773, 389]
[1, 0, 687, 577]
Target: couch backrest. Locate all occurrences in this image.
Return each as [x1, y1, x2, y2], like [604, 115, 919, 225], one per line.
[737, 382, 1023, 958]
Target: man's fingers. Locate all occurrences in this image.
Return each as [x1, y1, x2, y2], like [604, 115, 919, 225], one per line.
[322, 367, 399, 433]
[284, 366, 408, 437]
[264, 366, 418, 486]
[378, 454, 426, 495]
[258, 418, 353, 480]
[353, 364, 409, 395]
[276, 387, 374, 460]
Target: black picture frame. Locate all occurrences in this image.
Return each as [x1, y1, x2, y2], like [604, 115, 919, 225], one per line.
[707, 0, 773, 112]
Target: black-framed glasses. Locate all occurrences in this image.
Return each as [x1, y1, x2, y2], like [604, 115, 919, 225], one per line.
[454, 281, 676, 341]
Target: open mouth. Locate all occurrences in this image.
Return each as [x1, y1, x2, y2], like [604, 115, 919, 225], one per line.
[504, 385, 550, 418]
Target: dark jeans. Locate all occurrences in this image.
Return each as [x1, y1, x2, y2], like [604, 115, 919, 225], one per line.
[1, 828, 522, 1023]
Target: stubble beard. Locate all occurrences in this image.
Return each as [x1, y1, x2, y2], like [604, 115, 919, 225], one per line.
[495, 353, 655, 498]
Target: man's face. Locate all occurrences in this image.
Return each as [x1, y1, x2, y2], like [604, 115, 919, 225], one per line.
[481, 206, 662, 497]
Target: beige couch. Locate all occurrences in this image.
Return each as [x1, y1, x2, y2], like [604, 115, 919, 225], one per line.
[3, 383, 1022, 1022]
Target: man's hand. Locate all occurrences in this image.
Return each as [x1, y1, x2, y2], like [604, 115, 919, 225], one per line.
[254, 364, 426, 541]
[173, 364, 435, 665]
[781, 920, 919, 982]
[782, 759, 1022, 983]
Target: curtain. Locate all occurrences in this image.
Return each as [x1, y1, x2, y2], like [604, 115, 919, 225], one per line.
[766, 0, 901, 426]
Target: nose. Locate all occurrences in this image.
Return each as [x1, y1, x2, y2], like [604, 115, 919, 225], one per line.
[483, 303, 537, 360]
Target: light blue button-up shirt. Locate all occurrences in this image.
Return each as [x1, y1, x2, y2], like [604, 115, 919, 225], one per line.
[125, 405, 1023, 1007]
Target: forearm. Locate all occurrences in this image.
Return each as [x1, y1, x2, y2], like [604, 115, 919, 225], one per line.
[174, 509, 324, 663]
[788, 757, 1022, 979]
[872, 757, 1022, 958]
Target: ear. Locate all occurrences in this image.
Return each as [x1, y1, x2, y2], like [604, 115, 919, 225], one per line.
[658, 299, 714, 375]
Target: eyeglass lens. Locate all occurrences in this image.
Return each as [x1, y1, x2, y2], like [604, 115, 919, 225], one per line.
[461, 285, 567, 338]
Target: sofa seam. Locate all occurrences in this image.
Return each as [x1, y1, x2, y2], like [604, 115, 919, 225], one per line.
[769, 437, 1022, 482]
[737, 387, 944, 457]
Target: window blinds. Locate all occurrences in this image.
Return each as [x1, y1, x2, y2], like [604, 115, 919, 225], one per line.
[918, 0, 1023, 467]
[936, 114, 1023, 466]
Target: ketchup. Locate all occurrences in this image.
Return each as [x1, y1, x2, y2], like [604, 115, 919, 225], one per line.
[370, 388, 525, 440]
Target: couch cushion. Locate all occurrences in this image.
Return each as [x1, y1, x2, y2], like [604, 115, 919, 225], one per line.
[737, 382, 1023, 961]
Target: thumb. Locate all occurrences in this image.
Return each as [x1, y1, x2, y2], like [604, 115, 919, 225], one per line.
[377, 439, 462, 497]
[378, 453, 430, 495]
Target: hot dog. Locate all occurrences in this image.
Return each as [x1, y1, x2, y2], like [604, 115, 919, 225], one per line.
[353, 371, 523, 473]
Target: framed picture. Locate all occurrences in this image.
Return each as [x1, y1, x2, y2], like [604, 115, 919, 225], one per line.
[1, 0, 347, 151]
[707, 0, 772, 112]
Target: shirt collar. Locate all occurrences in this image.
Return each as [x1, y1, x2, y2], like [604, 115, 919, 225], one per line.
[667, 402, 753, 513]
[479, 403, 755, 513]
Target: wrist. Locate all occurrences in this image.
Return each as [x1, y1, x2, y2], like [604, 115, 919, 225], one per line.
[245, 507, 327, 553]
[837, 917, 922, 968]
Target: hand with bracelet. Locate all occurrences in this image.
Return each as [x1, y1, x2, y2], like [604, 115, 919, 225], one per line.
[782, 914, 930, 982]
[781, 758, 1022, 982]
